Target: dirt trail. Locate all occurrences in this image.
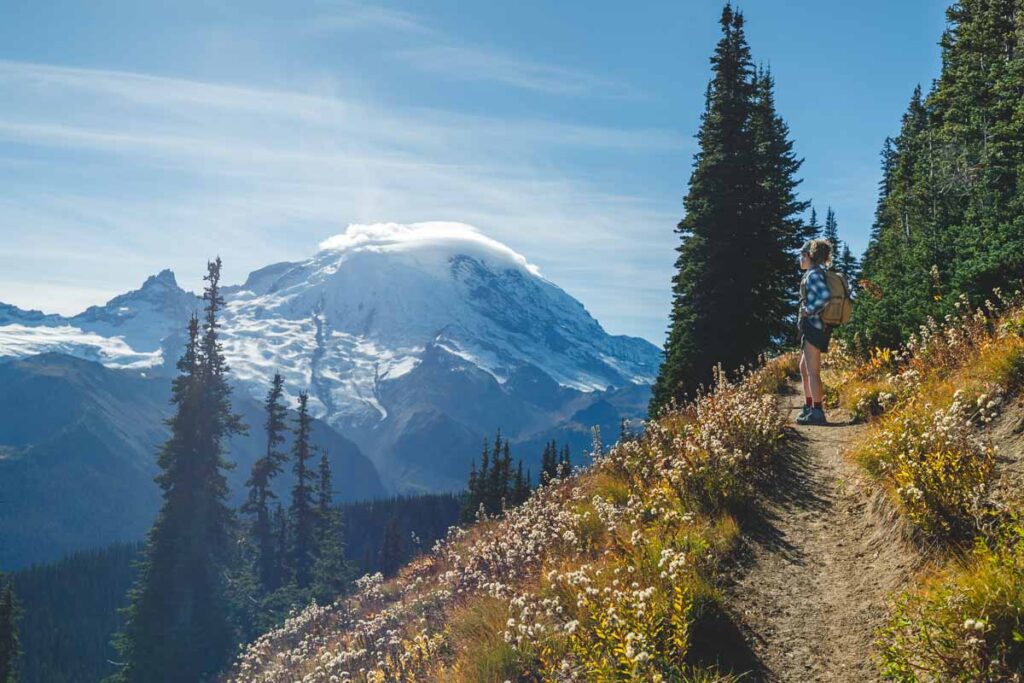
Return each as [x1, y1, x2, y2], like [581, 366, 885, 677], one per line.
[723, 389, 920, 682]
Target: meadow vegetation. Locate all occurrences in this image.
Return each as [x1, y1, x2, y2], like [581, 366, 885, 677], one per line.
[227, 358, 791, 682]
[824, 293, 1024, 681]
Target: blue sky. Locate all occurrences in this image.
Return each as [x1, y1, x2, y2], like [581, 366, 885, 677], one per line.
[0, 0, 946, 344]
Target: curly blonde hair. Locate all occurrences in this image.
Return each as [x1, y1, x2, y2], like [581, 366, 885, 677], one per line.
[802, 239, 833, 267]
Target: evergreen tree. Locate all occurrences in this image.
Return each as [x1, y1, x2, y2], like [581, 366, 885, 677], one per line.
[0, 577, 20, 683]
[650, 6, 807, 412]
[747, 66, 812, 347]
[459, 458, 481, 523]
[485, 431, 506, 511]
[241, 373, 289, 592]
[512, 460, 528, 505]
[315, 448, 333, 539]
[311, 450, 353, 605]
[814, 206, 860, 286]
[379, 517, 403, 579]
[851, 0, 1024, 347]
[540, 440, 568, 483]
[806, 206, 821, 239]
[460, 433, 534, 520]
[115, 258, 245, 683]
[540, 441, 556, 484]
[498, 439, 512, 508]
[837, 242, 860, 286]
[823, 207, 839, 255]
[289, 392, 317, 590]
[477, 438, 491, 512]
[459, 438, 491, 522]
[272, 503, 288, 589]
[849, 86, 937, 347]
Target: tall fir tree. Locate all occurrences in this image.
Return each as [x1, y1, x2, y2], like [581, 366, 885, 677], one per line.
[114, 258, 245, 683]
[0, 577, 20, 683]
[288, 392, 317, 590]
[806, 206, 822, 239]
[512, 460, 529, 505]
[485, 431, 507, 510]
[310, 450, 353, 605]
[241, 373, 289, 592]
[540, 440, 556, 484]
[315, 448, 333, 540]
[477, 438, 491, 511]
[849, 86, 936, 347]
[823, 207, 839, 255]
[459, 458, 481, 522]
[498, 439, 512, 507]
[748, 66, 813, 346]
[461, 433, 532, 521]
[837, 242, 860, 286]
[851, 0, 1024, 347]
[650, 6, 807, 412]
[272, 503, 289, 589]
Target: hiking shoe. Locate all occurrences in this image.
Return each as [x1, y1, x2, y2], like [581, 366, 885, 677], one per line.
[797, 404, 812, 421]
[797, 407, 827, 425]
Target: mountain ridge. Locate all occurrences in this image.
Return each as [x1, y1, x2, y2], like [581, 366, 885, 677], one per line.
[0, 222, 659, 493]
[0, 353, 384, 570]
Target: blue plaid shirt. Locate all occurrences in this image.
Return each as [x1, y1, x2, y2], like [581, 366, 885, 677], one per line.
[801, 265, 830, 330]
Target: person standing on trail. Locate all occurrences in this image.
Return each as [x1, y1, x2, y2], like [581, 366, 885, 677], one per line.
[797, 239, 833, 425]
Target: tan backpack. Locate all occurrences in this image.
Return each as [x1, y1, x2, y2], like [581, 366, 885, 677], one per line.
[821, 270, 853, 326]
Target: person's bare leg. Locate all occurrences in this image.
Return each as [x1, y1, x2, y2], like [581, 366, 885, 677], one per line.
[805, 343, 823, 404]
[799, 349, 811, 402]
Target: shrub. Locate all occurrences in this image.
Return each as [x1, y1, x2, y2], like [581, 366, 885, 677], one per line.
[878, 519, 1024, 682]
[853, 393, 997, 540]
[226, 358, 789, 682]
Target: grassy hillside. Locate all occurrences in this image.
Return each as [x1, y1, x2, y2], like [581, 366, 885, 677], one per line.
[225, 292, 1024, 682]
[225, 358, 792, 682]
[824, 292, 1024, 681]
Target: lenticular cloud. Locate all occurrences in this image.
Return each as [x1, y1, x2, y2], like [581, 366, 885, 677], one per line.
[316, 221, 541, 276]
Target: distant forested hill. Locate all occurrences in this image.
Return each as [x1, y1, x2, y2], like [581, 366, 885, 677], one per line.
[10, 493, 460, 683]
[11, 542, 141, 683]
[0, 354, 384, 570]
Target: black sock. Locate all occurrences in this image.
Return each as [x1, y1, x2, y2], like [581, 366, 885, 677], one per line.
[813, 402, 823, 410]
[805, 397, 813, 407]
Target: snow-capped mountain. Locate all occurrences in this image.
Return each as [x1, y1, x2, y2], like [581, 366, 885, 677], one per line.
[0, 269, 195, 369]
[0, 222, 661, 491]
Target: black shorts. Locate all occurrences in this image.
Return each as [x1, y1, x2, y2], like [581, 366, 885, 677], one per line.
[800, 317, 832, 353]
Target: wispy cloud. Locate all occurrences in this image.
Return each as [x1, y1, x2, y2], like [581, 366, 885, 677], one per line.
[397, 45, 639, 97]
[301, 1, 636, 98]
[307, 0, 435, 36]
[0, 59, 679, 341]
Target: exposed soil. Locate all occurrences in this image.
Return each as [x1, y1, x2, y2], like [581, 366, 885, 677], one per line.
[721, 389, 922, 682]
[989, 398, 1024, 506]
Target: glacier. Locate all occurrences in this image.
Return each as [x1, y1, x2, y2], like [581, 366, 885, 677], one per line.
[0, 222, 661, 492]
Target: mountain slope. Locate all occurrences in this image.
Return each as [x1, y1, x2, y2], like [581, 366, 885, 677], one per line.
[225, 358, 792, 682]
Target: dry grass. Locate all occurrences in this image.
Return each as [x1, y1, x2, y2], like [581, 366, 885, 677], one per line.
[826, 293, 1024, 681]
[877, 518, 1024, 682]
[224, 357, 793, 683]
[826, 293, 1024, 543]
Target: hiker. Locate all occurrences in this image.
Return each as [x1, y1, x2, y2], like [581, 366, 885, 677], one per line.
[797, 239, 833, 425]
